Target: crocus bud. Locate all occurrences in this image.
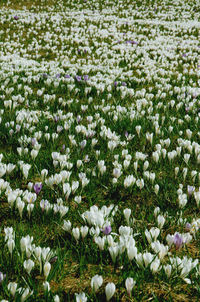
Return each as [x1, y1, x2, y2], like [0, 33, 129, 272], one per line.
[194, 191, 200, 207]
[150, 258, 160, 274]
[43, 281, 50, 292]
[72, 227, 80, 242]
[164, 264, 172, 278]
[105, 282, 116, 301]
[125, 277, 136, 296]
[123, 208, 131, 225]
[63, 220, 71, 232]
[21, 288, 32, 302]
[127, 245, 137, 261]
[44, 262, 51, 279]
[154, 184, 159, 195]
[7, 239, 15, 256]
[27, 204, 34, 218]
[80, 226, 89, 239]
[20, 237, 27, 253]
[154, 207, 160, 217]
[157, 215, 165, 229]
[187, 185, 195, 196]
[54, 295, 60, 302]
[0, 272, 5, 283]
[8, 282, 18, 297]
[91, 275, 103, 292]
[108, 246, 119, 263]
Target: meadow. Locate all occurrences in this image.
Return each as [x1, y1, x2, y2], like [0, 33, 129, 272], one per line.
[0, 0, 200, 301]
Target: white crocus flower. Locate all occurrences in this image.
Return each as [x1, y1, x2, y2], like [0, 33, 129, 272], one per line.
[24, 259, 35, 275]
[164, 264, 172, 278]
[143, 252, 154, 267]
[125, 277, 136, 296]
[43, 281, 50, 292]
[7, 239, 15, 256]
[105, 282, 116, 301]
[44, 262, 51, 279]
[54, 295, 60, 302]
[91, 275, 103, 292]
[127, 245, 137, 261]
[8, 282, 18, 297]
[123, 208, 131, 225]
[108, 245, 119, 263]
[194, 191, 200, 207]
[80, 226, 89, 239]
[157, 215, 165, 229]
[154, 184, 159, 195]
[94, 236, 106, 250]
[150, 257, 161, 274]
[75, 292, 87, 302]
[72, 227, 80, 242]
[145, 227, 160, 244]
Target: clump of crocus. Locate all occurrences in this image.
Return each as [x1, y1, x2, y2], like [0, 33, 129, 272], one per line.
[34, 183, 42, 195]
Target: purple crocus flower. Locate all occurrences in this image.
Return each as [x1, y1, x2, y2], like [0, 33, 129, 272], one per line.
[187, 185, 195, 196]
[40, 199, 48, 211]
[114, 81, 118, 87]
[126, 40, 138, 45]
[76, 75, 82, 82]
[31, 138, 36, 147]
[125, 131, 129, 138]
[76, 115, 82, 123]
[34, 183, 42, 195]
[65, 74, 70, 78]
[185, 223, 191, 231]
[80, 140, 87, 149]
[173, 233, 183, 249]
[122, 82, 127, 86]
[14, 16, 19, 20]
[83, 75, 89, 81]
[61, 144, 65, 152]
[101, 225, 112, 235]
[54, 116, 59, 122]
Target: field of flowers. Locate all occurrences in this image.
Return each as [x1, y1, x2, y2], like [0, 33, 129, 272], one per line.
[0, 0, 200, 301]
